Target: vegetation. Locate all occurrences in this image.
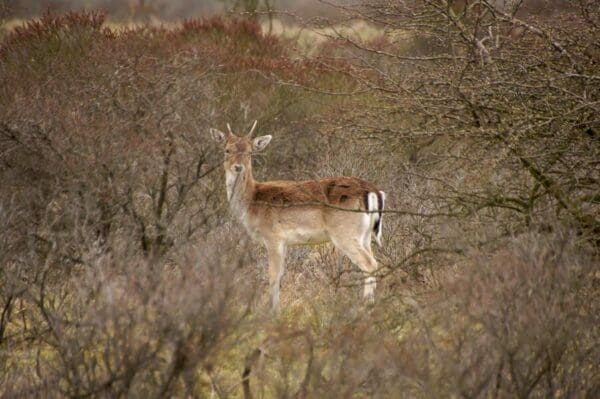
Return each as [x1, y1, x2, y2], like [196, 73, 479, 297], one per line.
[0, 1, 598, 397]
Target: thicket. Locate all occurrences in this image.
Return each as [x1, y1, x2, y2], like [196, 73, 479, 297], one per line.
[1, 2, 599, 398]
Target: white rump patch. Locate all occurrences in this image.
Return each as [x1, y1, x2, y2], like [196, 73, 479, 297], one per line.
[367, 192, 378, 217]
[362, 192, 377, 247]
[367, 192, 381, 246]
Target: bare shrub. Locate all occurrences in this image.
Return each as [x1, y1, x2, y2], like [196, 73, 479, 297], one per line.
[399, 232, 600, 398]
[1, 230, 259, 397]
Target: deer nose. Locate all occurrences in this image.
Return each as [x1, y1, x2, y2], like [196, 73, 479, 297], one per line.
[233, 164, 243, 173]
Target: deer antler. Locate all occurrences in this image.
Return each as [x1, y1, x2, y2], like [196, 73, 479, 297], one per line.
[226, 123, 234, 136]
[246, 120, 258, 138]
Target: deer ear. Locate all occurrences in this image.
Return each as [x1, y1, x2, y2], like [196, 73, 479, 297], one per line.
[209, 128, 226, 144]
[252, 135, 272, 152]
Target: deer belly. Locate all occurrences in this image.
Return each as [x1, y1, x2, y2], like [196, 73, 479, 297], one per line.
[284, 227, 329, 245]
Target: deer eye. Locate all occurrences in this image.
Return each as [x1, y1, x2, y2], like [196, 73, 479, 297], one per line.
[225, 149, 231, 154]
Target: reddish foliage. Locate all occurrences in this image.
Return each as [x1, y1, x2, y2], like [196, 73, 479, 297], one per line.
[0, 10, 109, 57]
[0, 10, 351, 86]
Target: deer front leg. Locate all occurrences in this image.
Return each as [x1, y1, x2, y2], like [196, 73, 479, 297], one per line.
[267, 242, 286, 312]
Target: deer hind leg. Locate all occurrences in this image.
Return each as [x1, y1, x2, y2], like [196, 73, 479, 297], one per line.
[330, 235, 378, 302]
[267, 241, 286, 312]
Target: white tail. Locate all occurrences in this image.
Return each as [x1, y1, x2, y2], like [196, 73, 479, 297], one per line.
[210, 121, 385, 311]
[367, 192, 385, 247]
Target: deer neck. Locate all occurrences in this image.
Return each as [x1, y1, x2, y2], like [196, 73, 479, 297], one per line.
[225, 166, 256, 218]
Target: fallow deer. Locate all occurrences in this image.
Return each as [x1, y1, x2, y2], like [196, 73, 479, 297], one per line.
[210, 121, 385, 311]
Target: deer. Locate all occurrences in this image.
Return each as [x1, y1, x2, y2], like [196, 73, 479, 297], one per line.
[210, 121, 385, 311]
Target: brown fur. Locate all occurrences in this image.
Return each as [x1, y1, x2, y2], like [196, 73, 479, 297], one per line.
[253, 177, 380, 208]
